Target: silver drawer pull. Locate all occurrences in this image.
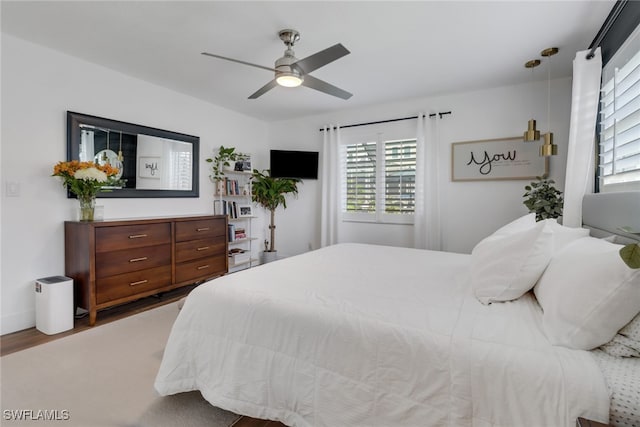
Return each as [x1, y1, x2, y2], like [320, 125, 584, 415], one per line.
[129, 234, 148, 239]
[129, 280, 148, 286]
[196, 227, 210, 232]
[129, 257, 148, 263]
[196, 246, 210, 251]
[197, 265, 210, 270]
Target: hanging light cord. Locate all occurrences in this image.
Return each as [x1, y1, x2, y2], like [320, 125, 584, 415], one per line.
[547, 56, 551, 133]
[118, 132, 124, 162]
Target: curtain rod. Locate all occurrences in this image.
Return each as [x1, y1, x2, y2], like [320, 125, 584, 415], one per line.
[586, 0, 627, 60]
[319, 111, 451, 132]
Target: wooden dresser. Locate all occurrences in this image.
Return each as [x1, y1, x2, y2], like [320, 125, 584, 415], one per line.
[65, 215, 228, 325]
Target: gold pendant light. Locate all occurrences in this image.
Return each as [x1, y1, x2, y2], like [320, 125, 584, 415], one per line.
[540, 47, 559, 157]
[118, 131, 124, 162]
[523, 59, 541, 141]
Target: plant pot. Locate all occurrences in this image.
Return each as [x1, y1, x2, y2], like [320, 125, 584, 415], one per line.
[260, 251, 278, 264]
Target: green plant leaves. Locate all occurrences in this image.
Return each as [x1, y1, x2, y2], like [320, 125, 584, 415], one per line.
[522, 176, 564, 221]
[620, 243, 640, 269]
[205, 145, 246, 182]
[251, 169, 299, 212]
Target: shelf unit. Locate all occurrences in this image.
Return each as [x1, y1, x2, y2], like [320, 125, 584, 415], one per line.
[214, 170, 257, 272]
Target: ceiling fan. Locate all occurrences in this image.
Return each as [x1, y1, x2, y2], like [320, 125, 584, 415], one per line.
[202, 29, 352, 100]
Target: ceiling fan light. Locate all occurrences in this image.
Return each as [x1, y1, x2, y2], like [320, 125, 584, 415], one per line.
[276, 74, 303, 87]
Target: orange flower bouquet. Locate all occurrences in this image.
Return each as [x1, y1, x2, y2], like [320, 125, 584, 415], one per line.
[52, 160, 121, 220]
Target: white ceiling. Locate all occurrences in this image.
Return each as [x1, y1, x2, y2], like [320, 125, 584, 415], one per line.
[1, 1, 614, 122]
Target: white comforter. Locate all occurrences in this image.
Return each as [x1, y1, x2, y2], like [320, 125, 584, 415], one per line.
[155, 243, 610, 426]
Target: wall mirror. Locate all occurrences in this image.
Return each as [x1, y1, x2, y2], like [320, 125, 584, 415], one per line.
[67, 111, 199, 198]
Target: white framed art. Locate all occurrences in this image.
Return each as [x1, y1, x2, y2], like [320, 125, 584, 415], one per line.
[451, 136, 549, 181]
[139, 156, 161, 179]
[238, 205, 253, 217]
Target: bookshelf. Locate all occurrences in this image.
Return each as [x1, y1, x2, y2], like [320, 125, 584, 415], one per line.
[213, 170, 258, 272]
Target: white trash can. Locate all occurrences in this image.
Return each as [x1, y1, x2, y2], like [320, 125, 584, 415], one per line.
[35, 276, 74, 335]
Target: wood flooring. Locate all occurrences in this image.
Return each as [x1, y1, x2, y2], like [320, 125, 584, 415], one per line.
[0, 286, 287, 427]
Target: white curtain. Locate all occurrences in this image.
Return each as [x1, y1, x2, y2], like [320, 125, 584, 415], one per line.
[414, 113, 442, 250]
[563, 48, 602, 227]
[80, 129, 95, 162]
[320, 125, 341, 247]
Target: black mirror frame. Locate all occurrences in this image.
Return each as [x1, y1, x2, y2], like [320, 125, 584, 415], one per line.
[67, 111, 199, 198]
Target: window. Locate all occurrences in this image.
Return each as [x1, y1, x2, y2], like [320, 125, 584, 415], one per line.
[344, 141, 376, 213]
[598, 25, 640, 192]
[343, 137, 416, 223]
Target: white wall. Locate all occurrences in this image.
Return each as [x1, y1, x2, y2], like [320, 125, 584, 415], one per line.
[0, 34, 269, 334]
[269, 77, 572, 256]
[1, 33, 573, 334]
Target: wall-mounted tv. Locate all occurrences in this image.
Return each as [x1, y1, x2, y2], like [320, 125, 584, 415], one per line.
[270, 149, 319, 180]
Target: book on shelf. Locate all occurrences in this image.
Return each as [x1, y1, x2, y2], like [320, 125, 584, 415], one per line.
[214, 200, 244, 219]
[214, 178, 250, 197]
[228, 223, 236, 242]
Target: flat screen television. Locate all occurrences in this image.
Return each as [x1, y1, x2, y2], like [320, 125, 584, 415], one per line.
[270, 149, 319, 180]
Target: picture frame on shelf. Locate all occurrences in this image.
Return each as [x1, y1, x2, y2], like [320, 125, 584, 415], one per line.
[238, 205, 253, 217]
[234, 156, 252, 172]
[213, 199, 222, 215]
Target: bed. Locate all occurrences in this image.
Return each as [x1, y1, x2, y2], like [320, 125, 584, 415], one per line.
[155, 194, 640, 427]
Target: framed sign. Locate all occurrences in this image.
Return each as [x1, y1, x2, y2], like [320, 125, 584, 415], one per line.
[139, 156, 161, 179]
[451, 136, 549, 181]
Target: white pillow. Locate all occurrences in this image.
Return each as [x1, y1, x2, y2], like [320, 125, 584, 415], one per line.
[493, 213, 536, 236]
[534, 237, 640, 350]
[541, 219, 590, 255]
[472, 220, 552, 304]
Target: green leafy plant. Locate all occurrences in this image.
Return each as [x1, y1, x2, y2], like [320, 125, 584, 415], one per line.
[620, 243, 640, 269]
[523, 176, 564, 221]
[251, 169, 299, 253]
[205, 146, 246, 182]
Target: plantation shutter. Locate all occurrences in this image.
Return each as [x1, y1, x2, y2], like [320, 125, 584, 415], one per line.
[344, 142, 376, 213]
[599, 27, 640, 191]
[384, 139, 416, 214]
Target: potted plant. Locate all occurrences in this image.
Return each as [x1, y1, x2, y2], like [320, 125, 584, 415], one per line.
[523, 176, 564, 221]
[205, 146, 248, 183]
[251, 169, 299, 262]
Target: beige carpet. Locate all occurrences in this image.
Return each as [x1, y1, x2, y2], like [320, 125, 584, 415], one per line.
[1, 303, 241, 426]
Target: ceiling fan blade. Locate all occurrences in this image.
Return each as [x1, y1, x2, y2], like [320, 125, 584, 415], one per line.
[301, 75, 352, 100]
[248, 79, 278, 99]
[292, 43, 350, 74]
[201, 52, 276, 72]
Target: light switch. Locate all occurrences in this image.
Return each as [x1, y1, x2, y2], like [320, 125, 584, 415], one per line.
[6, 181, 20, 197]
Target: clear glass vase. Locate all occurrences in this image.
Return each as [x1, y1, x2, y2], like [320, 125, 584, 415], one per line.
[78, 196, 96, 221]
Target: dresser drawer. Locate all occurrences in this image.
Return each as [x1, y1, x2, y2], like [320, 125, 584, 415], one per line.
[96, 223, 171, 252]
[95, 244, 171, 279]
[175, 237, 226, 263]
[96, 265, 172, 304]
[175, 218, 226, 242]
[175, 255, 226, 283]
